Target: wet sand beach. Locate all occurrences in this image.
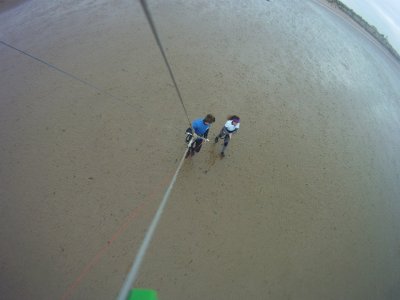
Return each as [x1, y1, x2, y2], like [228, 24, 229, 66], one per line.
[1, 0, 399, 299]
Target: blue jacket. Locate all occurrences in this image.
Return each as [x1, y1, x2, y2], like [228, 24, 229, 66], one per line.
[192, 118, 210, 137]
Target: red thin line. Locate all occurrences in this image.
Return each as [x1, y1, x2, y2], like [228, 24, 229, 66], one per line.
[61, 202, 146, 300]
[61, 174, 172, 300]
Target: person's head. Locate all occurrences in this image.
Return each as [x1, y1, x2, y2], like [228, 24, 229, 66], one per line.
[229, 115, 240, 125]
[203, 114, 215, 125]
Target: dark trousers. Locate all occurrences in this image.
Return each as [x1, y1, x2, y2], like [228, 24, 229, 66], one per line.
[189, 138, 203, 155]
[218, 127, 231, 152]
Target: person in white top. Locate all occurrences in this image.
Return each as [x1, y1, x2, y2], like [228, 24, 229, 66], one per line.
[214, 115, 240, 157]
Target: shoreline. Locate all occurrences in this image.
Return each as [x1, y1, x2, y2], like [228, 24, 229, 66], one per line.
[316, 0, 400, 64]
[0, 0, 29, 13]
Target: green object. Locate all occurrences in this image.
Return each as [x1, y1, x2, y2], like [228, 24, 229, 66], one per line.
[128, 289, 158, 300]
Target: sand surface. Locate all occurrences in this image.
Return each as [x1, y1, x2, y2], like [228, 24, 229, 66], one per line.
[1, 0, 399, 299]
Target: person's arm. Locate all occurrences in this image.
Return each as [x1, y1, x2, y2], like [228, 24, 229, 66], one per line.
[203, 128, 209, 139]
[231, 123, 240, 134]
[231, 127, 239, 138]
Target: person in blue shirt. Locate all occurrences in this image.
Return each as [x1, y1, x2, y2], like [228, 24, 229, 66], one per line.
[186, 114, 215, 158]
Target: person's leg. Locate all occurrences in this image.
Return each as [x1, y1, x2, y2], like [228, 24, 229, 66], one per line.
[185, 147, 192, 158]
[215, 127, 226, 143]
[186, 142, 194, 158]
[186, 138, 198, 158]
[221, 135, 230, 156]
[194, 138, 203, 153]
